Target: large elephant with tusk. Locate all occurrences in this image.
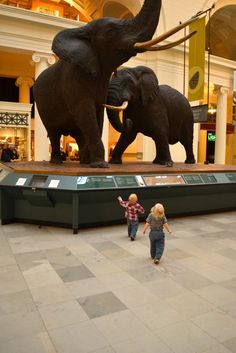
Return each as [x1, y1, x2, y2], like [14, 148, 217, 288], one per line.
[104, 66, 196, 166]
[34, 0, 197, 168]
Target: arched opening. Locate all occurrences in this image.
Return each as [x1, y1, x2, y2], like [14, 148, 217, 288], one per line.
[102, 1, 133, 19]
[206, 4, 236, 61]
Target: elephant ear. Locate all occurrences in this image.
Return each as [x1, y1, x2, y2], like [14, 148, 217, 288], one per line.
[140, 73, 160, 106]
[52, 28, 99, 77]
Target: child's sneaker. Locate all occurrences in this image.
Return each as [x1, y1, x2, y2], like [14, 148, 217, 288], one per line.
[153, 258, 159, 264]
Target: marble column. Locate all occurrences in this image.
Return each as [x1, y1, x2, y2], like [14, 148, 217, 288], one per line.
[15, 76, 34, 104]
[215, 87, 228, 164]
[32, 52, 56, 161]
[15, 76, 34, 161]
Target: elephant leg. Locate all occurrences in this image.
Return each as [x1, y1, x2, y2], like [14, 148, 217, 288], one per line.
[72, 134, 90, 164]
[181, 137, 196, 164]
[77, 109, 108, 168]
[110, 132, 137, 164]
[48, 131, 62, 164]
[153, 137, 173, 167]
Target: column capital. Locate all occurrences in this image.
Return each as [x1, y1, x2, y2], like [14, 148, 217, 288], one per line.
[32, 52, 56, 66]
[219, 87, 229, 95]
[15, 76, 34, 88]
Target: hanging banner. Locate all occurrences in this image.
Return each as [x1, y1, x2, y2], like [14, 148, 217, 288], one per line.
[188, 16, 206, 102]
[233, 71, 236, 126]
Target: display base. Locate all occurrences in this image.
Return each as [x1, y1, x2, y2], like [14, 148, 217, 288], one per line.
[5, 160, 236, 176]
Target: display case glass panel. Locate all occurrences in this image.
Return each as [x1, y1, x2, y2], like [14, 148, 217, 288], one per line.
[114, 176, 139, 188]
[143, 175, 185, 186]
[183, 175, 203, 184]
[77, 176, 116, 189]
[201, 174, 217, 184]
[29, 175, 48, 187]
[226, 173, 236, 183]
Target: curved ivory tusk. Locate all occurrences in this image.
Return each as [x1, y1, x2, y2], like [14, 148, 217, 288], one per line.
[103, 101, 128, 111]
[145, 31, 197, 51]
[134, 16, 199, 49]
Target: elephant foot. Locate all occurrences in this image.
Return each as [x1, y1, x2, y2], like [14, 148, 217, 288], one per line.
[185, 158, 196, 164]
[109, 157, 122, 164]
[153, 159, 173, 167]
[80, 157, 90, 164]
[90, 161, 109, 168]
[50, 157, 63, 164]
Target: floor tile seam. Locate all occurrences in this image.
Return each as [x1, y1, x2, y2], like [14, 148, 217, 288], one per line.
[48, 318, 112, 349]
[189, 313, 236, 345]
[191, 287, 236, 308]
[0, 251, 62, 353]
[0, 331, 59, 353]
[109, 333, 176, 353]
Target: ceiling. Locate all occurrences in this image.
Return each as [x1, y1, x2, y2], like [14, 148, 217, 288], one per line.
[1, 0, 235, 61]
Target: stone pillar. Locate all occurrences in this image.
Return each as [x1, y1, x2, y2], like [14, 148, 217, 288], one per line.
[15, 76, 34, 103]
[198, 130, 207, 163]
[215, 87, 228, 164]
[15, 76, 34, 161]
[142, 136, 155, 162]
[32, 52, 56, 161]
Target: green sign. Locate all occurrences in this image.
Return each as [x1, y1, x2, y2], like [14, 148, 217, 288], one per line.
[208, 132, 216, 142]
[114, 176, 139, 188]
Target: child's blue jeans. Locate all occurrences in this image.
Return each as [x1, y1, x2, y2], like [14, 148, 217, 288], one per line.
[127, 220, 138, 238]
[149, 229, 165, 259]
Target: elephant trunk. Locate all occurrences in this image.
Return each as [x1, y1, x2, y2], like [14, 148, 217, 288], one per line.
[128, 0, 162, 41]
[106, 79, 133, 133]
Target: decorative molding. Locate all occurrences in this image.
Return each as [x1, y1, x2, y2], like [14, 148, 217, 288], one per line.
[0, 112, 29, 127]
[15, 76, 34, 88]
[0, 32, 53, 53]
[32, 52, 56, 65]
[0, 102, 32, 114]
[0, 4, 82, 28]
[220, 87, 229, 95]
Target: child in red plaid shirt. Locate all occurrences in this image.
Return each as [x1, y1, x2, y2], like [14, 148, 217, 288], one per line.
[118, 194, 145, 241]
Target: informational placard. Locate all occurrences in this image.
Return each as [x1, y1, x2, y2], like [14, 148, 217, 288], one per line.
[192, 104, 208, 123]
[48, 179, 60, 188]
[226, 173, 236, 183]
[16, 177, 27, 186]
[114, 176, 139, 188]
[201, 174, 217, 184]
[143, 175, 185, 186]
[77, 176, 116, 189]
[183, 174, 203, 184]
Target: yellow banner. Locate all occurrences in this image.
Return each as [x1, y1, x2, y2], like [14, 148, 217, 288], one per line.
[188, 17, 206, 102]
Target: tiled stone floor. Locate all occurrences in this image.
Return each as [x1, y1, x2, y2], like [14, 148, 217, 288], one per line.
[0, 211, 236, 353]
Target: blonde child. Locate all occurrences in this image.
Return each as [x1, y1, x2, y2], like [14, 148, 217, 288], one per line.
[143, 203, 172, 264]
[118, 194, 145, 241]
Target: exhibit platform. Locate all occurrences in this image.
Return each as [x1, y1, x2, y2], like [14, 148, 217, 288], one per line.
[4, 160, 236, 176]
[0, 161, 236, 233]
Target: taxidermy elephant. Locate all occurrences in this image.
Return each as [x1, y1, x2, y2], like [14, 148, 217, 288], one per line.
[105, 66, 196, 166]
[33, 0, 197, 168]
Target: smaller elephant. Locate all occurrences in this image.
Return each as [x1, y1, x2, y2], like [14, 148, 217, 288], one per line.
[105, 66, 196, 166]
